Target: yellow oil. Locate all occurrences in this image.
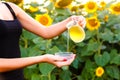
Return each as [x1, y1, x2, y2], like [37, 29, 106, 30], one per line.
[69, 25, 85, 43]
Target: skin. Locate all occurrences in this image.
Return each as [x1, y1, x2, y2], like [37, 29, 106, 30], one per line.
[0, 2, 86, 72]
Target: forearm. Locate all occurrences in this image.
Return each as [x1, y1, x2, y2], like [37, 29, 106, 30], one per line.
[18, 13, 70, 39]
[0, 56, 44, 72]
[44, 18, 70, 39]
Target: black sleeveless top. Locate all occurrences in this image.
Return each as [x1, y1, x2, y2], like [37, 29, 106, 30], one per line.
[0, 2, 24, 80]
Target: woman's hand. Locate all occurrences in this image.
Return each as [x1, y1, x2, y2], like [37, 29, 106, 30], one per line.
[67, 15, 86, 28]
[42, 54, 76, 68]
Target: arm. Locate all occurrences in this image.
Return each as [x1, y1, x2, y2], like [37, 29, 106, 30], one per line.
[8, 2, 86, 39]
[8, 2, 70, 39]
[0, 56, 43, 72]
[0, 54, 76, 72]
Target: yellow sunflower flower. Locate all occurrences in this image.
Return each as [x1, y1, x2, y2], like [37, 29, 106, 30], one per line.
[96, 67, 104, 77]
[35, 14, 53, 27]
[84, 1, 98, 13]
[29, 6, 39, 13]
[86, 16, 100, 31]
[100, 1, 106, 8]
[104, 15, 109, 22]
[97, 7, 104, 11]
[6, 0, 23, 4]
[110, 2, 120, 15]
[70, 6, 79, 12]
[79, 4, 84, 9]
[55, 0, 73, 8]
[50, 0, 56, 2]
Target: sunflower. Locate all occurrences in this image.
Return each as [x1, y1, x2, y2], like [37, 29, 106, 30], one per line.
[86, 16, 100, 31]
[29, 6, 39, 13]
[95, 67, 104, 77]
[70, 6, 79, 12]
[84, 1, 98, 13]
[104, 15, 109, 22]
[50, 0, 56, 2]
[35, 14, 53, 27]
[55, 0, 73, 8]
[100, 1, 106, 8]
[6, 0, 23, 4]
[79, 4, 84, 9]
[110, 2, 120, 15]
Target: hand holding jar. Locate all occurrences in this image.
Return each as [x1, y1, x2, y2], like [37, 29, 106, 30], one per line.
[66, 15, 86, 43]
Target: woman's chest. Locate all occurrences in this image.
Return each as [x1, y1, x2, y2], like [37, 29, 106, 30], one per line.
[0, 19, 22, 36]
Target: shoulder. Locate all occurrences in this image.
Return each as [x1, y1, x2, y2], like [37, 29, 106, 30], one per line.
[5, 2, 22, 16]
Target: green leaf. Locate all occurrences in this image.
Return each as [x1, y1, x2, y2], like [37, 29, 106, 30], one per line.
[46, 2, 54, 11]
[99, 28, 114, 42]
[85, 60, 97, 72]
[50, 74, 56, 80]
[32, 37, 44, 44]
[85, 30, 96, 40]
[28, 47, 43, 56]
[77, 76, 84, 80]
[110, 49, 118, 58]
[33, 38, 51, 51]
[94, 52, 110, 66]
[81, 40, 100, 56]
[31, 74, 40, 80]
[39, 63, 55, 75]
[110, 54, 120, 65]
[22, 30, 37, 40]
[40, 75, 48, 80]
[81, 67, 92, 80]
[107, 15, 120, 27]
[80, 47, 93, 56]
[45, 46, 60, 54]
[20, 46, 28, 57]
[106, 66, 120, 79]
[115, 33, 120, 41]
[60, 70, 71, 80]
[87, 41, 100, 52]
[55, 8, 71, 16]
[72, 58, 79, 69]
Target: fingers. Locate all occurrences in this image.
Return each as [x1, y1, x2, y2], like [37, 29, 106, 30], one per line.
[43, 54, 67, 63]
[53, 56, 67, 62]
[71, 15, 86, 28]
[44, 54, 76, 68]
[79, 16, 86, 28]
[78, 19, 86, 28]
[54, 54, 76, 68]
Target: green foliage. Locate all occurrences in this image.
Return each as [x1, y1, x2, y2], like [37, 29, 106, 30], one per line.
[94, 52, 110, 67]
[6, 0, 120, 80]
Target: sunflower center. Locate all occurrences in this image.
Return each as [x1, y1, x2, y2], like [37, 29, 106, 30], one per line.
[88, 2, 95, 9]
[39, 16, 49, 25]
[98, 69, 102, 74]
[57, 0, 72, 7]
[113, 6, 120, 12]
[88, 19, 98, 27]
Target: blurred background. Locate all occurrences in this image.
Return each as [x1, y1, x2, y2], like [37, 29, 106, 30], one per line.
[2, 0, 120, 80]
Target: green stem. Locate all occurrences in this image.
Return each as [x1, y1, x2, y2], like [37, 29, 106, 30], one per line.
[48, 72, 51, 80]
[46, 39, 51, 50]
[24, 39, 28, 48]
[21, 36, 28, 48]
[67, 30, 70, 52]
[96, 30, 101, 54]
[92, 75, 95, 80]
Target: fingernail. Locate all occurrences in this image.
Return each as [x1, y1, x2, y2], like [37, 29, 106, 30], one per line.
[74, 55, 76, 58]
[73, 54, 76, 58]
[63, 58, 67, 61]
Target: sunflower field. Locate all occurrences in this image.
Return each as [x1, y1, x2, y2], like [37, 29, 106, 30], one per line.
[4, 0, 120, 80]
